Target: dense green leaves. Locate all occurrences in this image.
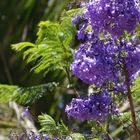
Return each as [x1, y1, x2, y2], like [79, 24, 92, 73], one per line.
[0, 82, 58, 105]
[38, 114, 57, 134]
[62, 7, 86, 18]
[12, 16, 75, 75]
[12, 42, 35, 51]
[38, 113, 69, 137]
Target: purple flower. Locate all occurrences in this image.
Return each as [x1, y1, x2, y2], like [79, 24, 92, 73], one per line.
[43, 134, 49, 140]
[11, 130, 49, 140]
[65, 90, 118, 121]
[53, 138, 59, 140]
[72, 15, 81, 25]
[71, 39, 118, 86]
[83, 0, 140, 37]
[19, 132, 25, 140]
[71, 39, 140, 93]
[21, 108, 29, 118]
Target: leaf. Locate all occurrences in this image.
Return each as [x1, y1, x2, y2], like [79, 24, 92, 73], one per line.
[12, 17, 75, 75]
[61, 17, 75, 48]
[132, 77, 140, 101]
[70, 133, 85, 140]
[62, 8, 86, 18]
[57, 120, 70, 136]
[0, 82, 58, 105]
[12, 42, 35, 51]
[38, 114, 70, 137]
[92, 138, 103, 140]
[38, 114, 57, 135]
[114, 112, 131, 122]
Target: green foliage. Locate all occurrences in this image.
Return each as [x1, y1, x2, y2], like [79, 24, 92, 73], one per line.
[0, 82, 58, 105]
[117, 112, 131, 122]
[70, 133, 85, 140]
[62, 7, 86, 18]
[0, 85, 17, 103]
[38, 113, 69, 138]
[0, 0, 72, 138]
[12, 16, 75, 75]
[57, 120, 70, 136]
[132, 77, 140, 101]
[91, 138, 103, 140]
[38, 114, 57, 134]
[88, 121, 109, 138]
[11, 42, 35, 52]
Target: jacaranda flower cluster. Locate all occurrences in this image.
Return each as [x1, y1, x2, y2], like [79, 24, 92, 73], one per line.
[66, 90, 118, 121]
[66, 0, 140, 121]
[71, 39, 140, 90]
[83, 0, 140, 37]
[10, 130, 58, 140]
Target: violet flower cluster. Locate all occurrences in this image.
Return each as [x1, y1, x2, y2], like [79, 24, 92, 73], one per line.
[66, 90, 118, 121]
[66, 0, 140, 121]
[83, 0, 140, 37]
[71, 39, 140, 90]
[11, 130, 58, 140]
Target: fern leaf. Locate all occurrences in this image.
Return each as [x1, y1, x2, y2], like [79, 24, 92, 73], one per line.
[36, 21, 61, 44]
[0, 82, 58, 105]
[38, 114, 57, 135]
[12, 42, 35, 51]
[62, 8, 86, 18]
[38, 114, 70, 137]
[12, 17, 75, 75]
[57, 120, 70, 136]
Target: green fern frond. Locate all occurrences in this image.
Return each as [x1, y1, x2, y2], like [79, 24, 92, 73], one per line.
[0, 82, 58, 105]
[12, 42, 35, 51]
[62, 7, 86, 18]
[12, 16, 75, 75]
[36, 21, 60, 44]
[57, 120, 70, 136]
[38, 113, 57, 135]
[38, 114, 70, 137]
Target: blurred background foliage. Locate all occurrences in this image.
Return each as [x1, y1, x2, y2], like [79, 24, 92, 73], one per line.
[0, 0, 70, 85]
[0, 0, 76, 138]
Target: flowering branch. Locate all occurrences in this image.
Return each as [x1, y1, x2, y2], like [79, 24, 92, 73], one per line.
[123, 60, 139, 140]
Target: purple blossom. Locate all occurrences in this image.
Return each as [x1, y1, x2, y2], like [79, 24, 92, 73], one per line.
[65, 90, 118, 121]
[21, 108, 29, 118]
[11, 130, 49, 140]
[43, 134, 49, 140]
[67, 0, 140, 124]
[71, 39, 140, 93]
[53, 138, 59, 140]
[71, 39, 117, 86]
[83, 0, 140, 37]
[72, 15, 81, 25]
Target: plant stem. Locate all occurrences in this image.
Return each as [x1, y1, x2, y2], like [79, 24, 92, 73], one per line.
[123, 61, 139, 140]
[107, 133, 114, 140]
[65, 68, 80, 97]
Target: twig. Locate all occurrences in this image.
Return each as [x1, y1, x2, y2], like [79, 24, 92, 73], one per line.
[64, 68, 80, 97]
[123, 60, 139, 140]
